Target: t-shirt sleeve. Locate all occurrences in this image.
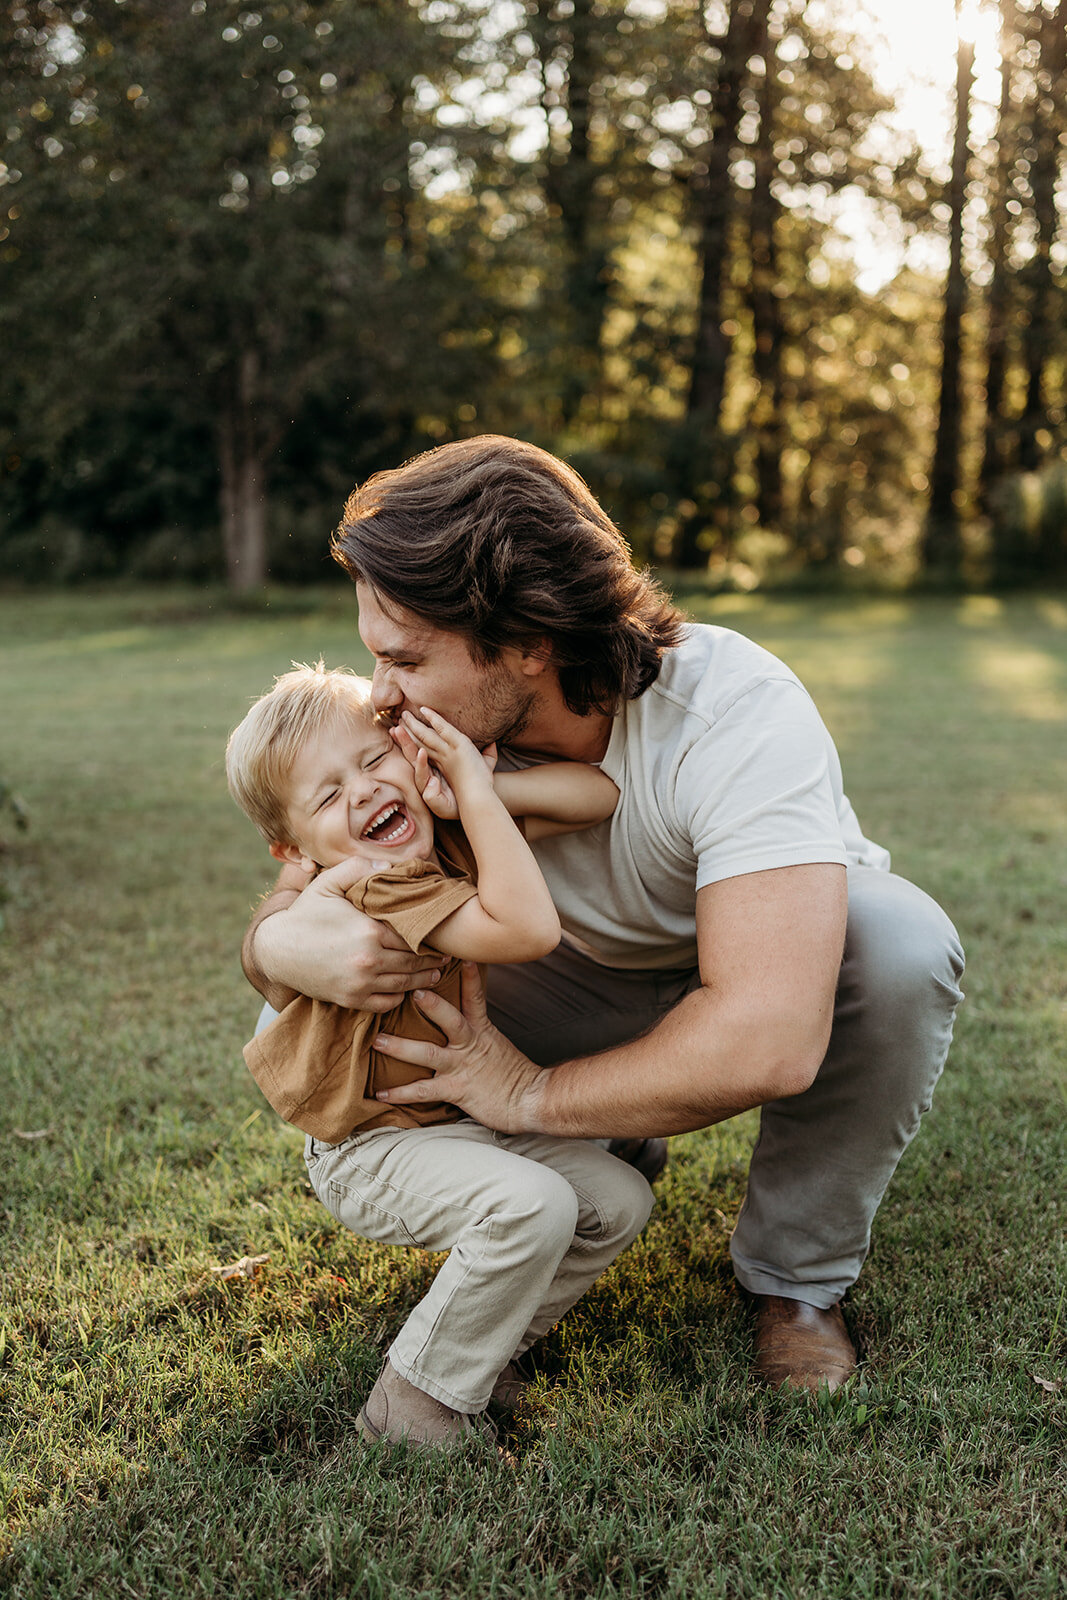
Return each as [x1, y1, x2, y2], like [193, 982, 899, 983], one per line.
[677, 677, 850, 891]
[349, 866, 479, 955]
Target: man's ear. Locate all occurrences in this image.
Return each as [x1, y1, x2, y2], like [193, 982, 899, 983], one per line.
[269, 839, 316, 873]
[518, 640, 553, 677]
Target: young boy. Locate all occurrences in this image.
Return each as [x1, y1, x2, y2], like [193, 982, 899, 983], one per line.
[225, 663, 654, 1449]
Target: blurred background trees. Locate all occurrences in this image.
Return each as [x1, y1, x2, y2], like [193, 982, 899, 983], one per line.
[1, 0, 1064, 591]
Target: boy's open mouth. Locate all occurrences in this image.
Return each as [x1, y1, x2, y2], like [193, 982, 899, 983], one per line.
[360, 802, 415, 846]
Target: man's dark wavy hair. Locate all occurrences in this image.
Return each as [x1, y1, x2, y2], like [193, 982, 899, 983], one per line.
[331, 435, 685, 718]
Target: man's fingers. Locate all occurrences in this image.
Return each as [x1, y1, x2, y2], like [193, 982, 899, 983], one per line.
[311, 855, 373, 896]
[375, 984, 470, 1052]
[372, 1029, 441, 1072]
[377, 1067, 461, 1104]
[460, 962, 489, 1024]
[408, 984, 472, 1041]
[363, 988, 431, 1015]
[372, 961, 441, 985]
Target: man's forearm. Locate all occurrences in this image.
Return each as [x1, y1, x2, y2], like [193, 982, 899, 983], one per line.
[522, 984, 830, 1140]
[372, 864, 846, 1133]
[241, 887, 302, 1011]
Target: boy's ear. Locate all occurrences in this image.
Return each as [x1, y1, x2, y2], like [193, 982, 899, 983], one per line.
[269, 839, 315, 873]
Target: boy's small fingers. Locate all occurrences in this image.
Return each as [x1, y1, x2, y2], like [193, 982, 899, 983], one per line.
[403, 714, 436, 747]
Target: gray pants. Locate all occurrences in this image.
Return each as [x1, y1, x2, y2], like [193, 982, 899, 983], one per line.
[485, 866, 965, 1308]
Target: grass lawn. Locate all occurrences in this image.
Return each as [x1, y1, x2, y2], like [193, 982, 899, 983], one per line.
[1, 584, 1064, 1599]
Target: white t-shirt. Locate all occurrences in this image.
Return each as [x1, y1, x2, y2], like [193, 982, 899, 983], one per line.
[516, 624, 890, 971]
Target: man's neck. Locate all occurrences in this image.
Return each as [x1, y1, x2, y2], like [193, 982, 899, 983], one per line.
[506, 703, 614, 764]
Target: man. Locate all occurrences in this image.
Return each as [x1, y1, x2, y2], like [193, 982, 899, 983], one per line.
[244, 435, 965, 1393]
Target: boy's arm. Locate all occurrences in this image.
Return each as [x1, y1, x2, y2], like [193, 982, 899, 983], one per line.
[492, 762, 618, 841]
[401, 709, 561, 964]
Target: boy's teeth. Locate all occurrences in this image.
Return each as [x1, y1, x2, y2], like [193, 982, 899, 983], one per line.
[363, 803, 406, 841]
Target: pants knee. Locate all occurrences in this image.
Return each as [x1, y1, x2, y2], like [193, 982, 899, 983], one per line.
[844, 872, 964, 1018]
[608, 1166, 655, 1246]
[510, 1169, 581, 1260]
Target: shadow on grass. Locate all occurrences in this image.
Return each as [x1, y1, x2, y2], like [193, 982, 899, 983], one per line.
[4, 1140, 1065, 1598]
[0, 1150, 752, 1597]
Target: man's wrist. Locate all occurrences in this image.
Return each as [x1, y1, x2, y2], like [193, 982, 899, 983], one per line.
[518, 1065, 556, 1136]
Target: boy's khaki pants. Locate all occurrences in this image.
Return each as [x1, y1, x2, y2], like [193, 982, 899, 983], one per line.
[304, 1122, 653, 1413]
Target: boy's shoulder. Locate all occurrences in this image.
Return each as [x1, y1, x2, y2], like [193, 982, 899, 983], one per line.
[433, 820, 477, 882]
[346, 840, 479, 959]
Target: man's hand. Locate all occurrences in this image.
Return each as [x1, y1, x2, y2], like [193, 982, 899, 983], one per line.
[380, 863, 848, 1140]
[249, 856, 443, 1012]
[374, 964, 549, 1133]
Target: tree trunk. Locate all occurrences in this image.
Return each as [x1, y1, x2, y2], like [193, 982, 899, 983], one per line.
[980, 0, 1017, 515]
[686, 0, 758, 424]
[749, 2, 782, 531]
[676, 0, 761, 568]
[218, 350, 269, 592]
[922, 27, 974, 580]
[1018, 0, 1065, 475]
[532, 0, 610, 424]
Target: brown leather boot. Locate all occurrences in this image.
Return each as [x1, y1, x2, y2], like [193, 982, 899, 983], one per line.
[753, 1296, 857, 1393]
[356, 1359, 490, 1449]
[489, 1360, 531, 1413]
[608, 1137, 669, 1183]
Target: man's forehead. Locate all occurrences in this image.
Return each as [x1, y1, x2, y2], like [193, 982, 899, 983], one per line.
[356, 583, 456, 655]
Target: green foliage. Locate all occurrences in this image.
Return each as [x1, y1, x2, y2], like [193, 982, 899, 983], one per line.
[989, 460, 1067, 586]
[0, 0, 496, 586]
[0, 1, 1064, 587]
[0, 772, 28, 841]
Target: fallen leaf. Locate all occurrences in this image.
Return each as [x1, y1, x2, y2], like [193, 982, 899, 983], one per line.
[14, 1128, 53, 1140]
[1032, 1374, 1060, 1394]
[211, 1253, 269, 1281]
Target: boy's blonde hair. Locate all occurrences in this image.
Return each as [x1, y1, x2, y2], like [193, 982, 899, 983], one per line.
[226, 661, 374, 845]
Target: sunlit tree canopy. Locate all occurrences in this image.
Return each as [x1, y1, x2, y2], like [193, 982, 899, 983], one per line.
[1, 0, 1064, 589]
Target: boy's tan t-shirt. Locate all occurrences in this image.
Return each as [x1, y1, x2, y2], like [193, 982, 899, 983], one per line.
[243, 834, 480, 1144]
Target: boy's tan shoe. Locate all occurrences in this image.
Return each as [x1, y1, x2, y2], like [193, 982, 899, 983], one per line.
[753, 1296, 857, 1393]
[357, 1358, 490, 1449]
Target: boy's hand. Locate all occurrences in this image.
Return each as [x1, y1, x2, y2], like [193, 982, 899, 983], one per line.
[390, 721, 460, 819]
[399, 708, 497, 808]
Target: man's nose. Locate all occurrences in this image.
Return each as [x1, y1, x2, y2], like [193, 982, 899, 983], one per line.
[371, 663, 401, 713]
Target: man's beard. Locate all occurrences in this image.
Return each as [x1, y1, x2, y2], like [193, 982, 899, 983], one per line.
[377, 668, 539, 752]
[469, 675, 539, 751]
